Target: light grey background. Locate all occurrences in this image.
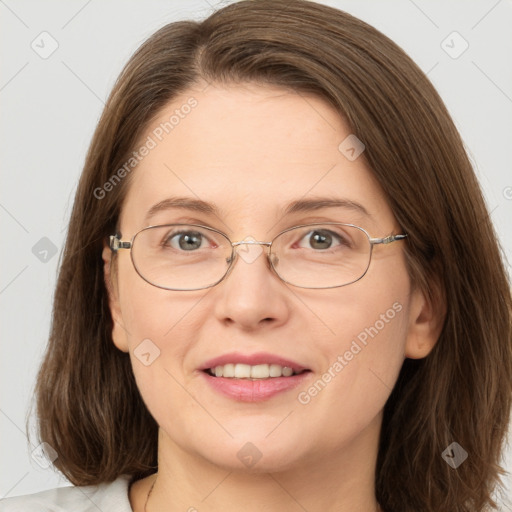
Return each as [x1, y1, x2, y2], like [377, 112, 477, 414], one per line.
[1, 0, 511, 506]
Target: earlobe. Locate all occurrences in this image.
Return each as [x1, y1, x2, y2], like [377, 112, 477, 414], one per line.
[404, 283, 446, 359]
[102, 242, 130, 353]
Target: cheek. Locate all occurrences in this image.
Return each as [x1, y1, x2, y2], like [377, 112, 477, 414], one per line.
[116, 263, 183, 375]
[295, 271, 410, 440]
[118, 287, 194, 428]
[321, 294, 406, 388]
[116, 263, 210, 408]
[116, 252, 201, 343]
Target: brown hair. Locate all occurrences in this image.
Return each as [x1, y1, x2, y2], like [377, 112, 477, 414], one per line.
[28, 1, 512, 510]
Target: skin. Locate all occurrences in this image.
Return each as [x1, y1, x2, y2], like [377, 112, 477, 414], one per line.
[102, 82, 442, 512]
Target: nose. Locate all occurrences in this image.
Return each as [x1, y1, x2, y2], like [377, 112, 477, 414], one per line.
[212, 241, 291, 330]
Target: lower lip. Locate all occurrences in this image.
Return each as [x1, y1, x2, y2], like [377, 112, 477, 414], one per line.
[200, 371, 311, 402]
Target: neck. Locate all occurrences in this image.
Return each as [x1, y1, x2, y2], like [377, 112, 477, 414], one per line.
[139, 414, 382, 512]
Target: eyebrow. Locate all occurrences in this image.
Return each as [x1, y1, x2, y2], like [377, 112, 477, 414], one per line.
[144, 195, 369, 223]
[284, 197, 369, 217]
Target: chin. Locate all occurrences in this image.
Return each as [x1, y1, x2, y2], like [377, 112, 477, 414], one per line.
[196, 436, 308, 474]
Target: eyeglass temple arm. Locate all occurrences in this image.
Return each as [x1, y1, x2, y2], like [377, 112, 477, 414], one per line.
[109, 235, 131, 252]
[369, 234, 408, 245]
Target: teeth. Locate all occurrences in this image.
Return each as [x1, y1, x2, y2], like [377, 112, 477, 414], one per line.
[269, 364, 282, 377]
[235, 363, 251, 378]
[208, 363, 299, 379]
[223, 364, 235, 377]
[251, 364, 269, 379]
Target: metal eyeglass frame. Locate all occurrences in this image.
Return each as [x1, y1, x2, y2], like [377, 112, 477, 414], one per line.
[109, 222, 408, 291]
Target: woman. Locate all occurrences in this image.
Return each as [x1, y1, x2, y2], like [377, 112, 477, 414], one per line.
[2, 1, 510, 511]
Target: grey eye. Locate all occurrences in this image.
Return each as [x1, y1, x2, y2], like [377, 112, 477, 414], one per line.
[166, 231, 206, 251]
[298, 230, 342, 250]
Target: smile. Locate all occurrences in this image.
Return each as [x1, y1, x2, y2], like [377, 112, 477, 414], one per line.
[205, 363, 307, 379]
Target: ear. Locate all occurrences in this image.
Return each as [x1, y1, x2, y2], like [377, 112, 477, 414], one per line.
[404, 282, 446, 359]
[102, 242, 129, 353]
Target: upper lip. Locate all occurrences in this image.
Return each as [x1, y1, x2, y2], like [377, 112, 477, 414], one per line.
[200, 352, 309, 373]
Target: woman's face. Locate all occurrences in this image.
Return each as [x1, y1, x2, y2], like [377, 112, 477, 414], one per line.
[104, 82, 434, 473]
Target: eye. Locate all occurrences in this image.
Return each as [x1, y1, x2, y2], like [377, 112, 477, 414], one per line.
[164, 230, 209, 251]
[297, 229, 347, 250]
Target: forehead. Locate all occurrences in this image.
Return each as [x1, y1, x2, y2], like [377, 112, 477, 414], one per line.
[119, 83, 394, 234]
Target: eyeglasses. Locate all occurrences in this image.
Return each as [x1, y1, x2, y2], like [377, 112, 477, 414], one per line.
[109, 223, 407, 291]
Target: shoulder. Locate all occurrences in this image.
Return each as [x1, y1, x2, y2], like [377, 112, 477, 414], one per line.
[0, 474, 133, 512]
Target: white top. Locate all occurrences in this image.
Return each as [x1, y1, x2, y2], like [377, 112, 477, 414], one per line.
[0, 474, 133, 512]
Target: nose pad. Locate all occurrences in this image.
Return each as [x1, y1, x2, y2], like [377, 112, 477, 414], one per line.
[269, 253, 279, 268]
[225, 251, 237, 269]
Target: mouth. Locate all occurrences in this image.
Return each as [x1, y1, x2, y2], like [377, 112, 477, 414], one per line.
[199, 353, 312, 402]
[203, 363, 310, 379]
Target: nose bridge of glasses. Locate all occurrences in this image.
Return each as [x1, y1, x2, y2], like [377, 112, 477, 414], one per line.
[231, 240, 273, 262]
[231, 240, 272, 248]
[228, 239, 278, 268]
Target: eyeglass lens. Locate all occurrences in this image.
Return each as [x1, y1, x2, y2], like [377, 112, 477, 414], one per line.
[130, 224, 372, 290]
